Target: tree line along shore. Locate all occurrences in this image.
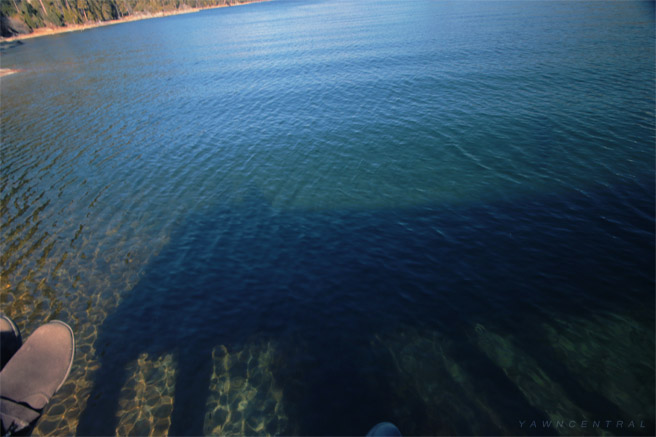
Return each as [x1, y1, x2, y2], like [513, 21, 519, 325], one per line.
[0, 0, 265, 39]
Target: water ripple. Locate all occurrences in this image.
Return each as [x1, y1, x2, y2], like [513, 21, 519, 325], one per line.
[1, 0, 654, 435]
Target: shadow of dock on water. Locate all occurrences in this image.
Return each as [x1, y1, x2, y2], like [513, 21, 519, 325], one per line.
[76, 185, 654, 435]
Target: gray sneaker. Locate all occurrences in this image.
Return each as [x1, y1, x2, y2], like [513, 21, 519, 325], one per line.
[0, 320, 74, 435]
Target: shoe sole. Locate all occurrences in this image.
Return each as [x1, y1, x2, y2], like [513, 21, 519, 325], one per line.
[0, 315, 21, 339]
[48, 320, 75, 392]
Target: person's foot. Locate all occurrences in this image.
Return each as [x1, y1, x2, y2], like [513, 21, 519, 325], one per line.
[0, 320, 74, 435]
[367, 422, 402, 436]
[0, 315, 22, 370]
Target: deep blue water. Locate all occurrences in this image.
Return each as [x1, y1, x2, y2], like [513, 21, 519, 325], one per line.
[1, 1, 654, 435]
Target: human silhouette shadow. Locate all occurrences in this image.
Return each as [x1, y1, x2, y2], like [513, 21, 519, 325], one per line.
[76, 183, 654, 435]
[77, 189, 425, 435]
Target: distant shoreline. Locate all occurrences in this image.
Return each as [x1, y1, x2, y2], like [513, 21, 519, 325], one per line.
[0, 68, 21, 77]
[0, 1, 268, 43]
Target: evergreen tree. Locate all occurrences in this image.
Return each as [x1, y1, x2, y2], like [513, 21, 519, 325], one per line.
[100, 0, 115, 20]
[20, 1, 44, 29]
[76, 0, 88, 21]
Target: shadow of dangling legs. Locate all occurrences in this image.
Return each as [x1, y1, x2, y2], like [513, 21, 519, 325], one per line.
[169, 345, 214, 436]
[76, 357, 131, 435]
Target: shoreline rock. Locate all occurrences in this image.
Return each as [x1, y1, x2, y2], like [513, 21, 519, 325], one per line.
[0, 15, 31, 38]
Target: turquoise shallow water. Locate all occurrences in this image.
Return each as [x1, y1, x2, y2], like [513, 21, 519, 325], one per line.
[1, 0, 654, 435]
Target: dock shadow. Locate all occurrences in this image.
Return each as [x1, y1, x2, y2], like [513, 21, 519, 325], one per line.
[75, 182, 654, 435]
